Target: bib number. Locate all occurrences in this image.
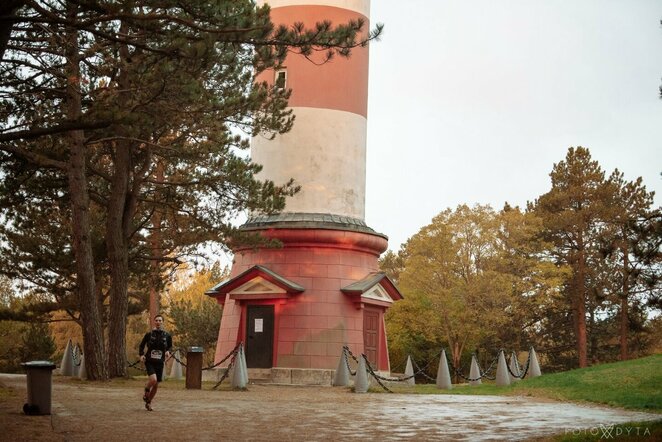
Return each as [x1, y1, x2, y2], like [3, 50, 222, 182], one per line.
[150, 350, 163, 360]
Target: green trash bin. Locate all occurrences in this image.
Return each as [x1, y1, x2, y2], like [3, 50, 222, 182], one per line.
[21, 360, 56, 415]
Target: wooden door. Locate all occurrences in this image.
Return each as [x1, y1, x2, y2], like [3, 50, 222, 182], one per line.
[363, 309, 379, 366]
[245, 305, 274, 368]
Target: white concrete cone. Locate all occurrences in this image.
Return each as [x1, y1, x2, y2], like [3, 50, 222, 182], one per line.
[239, 345, 249, 386]
[332, 348, 350, 386]
[78, 355, 87, 380]
[495, 350, 511, 386]
[509, 351, 521, 382]
[469, 354, 482, 386]
[169, 350, 183, 380]
[354, 356, 369, 393]
[60, 340, 74, 376]
[231, 347, 248, 389]
[436, 349, 452, 390]
[527, 347, 542, 378]
[404, 355, 415, 386]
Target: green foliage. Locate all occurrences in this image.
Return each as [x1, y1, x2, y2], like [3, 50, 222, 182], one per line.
[386, 204, 566, 375]
[0, 278, 56, 371]
[0, 322, 56, 373]
[165, 264, 228, 364]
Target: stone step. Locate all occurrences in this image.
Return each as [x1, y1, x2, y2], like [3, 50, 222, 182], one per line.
[247, 368, 273, 384]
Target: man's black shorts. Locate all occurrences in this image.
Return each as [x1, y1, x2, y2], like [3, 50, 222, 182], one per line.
[145, 360, 165, 382]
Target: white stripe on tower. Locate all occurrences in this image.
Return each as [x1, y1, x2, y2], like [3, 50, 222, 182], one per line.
[253, 0, 370, 220]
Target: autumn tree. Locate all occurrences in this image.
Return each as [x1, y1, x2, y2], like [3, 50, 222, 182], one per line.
[390, 205, 515, 373]
[166, 264, 228, 365]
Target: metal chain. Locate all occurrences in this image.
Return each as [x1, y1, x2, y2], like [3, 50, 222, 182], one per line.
[342, 347, 357, 376]
[203, 343, 241, 371]
[127, 360, 146, 371]
[362, 354, 394, 393]
[169, 350, 188, 368]
[212, 343, 242, 390]
[506, 349, 532, 379]
[451, 352, 499, 382]
[411, 359, 436, 382]
[72, 345, 82, 367]
[343, 345, 359, 363]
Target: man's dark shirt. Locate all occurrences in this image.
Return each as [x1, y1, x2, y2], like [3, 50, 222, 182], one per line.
[139, 329, 173, 363]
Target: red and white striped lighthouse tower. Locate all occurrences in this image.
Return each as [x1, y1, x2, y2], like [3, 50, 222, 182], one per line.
[207, 0, 402, 382]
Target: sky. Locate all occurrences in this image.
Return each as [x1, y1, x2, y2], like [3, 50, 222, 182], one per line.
[364, 0, 662, 251]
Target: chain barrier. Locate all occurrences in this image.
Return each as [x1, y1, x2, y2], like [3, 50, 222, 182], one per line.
[411, 359, 437, 382]
[450, 352, 499, 382]
[341, 346, 357, 376]
[362, 354, 394, 393]
[211, 343, 242, 390]
[72, 344, 82, 367]
[505, 349, 532, 379]
[127, 359, 146, 371]
[169, 349, 188, 368]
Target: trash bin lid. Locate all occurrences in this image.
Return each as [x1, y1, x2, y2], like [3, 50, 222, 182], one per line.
[21, 360, 56, 370]
[187, 346, 204, 353]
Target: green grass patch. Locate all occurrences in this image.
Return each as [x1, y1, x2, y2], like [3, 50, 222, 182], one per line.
[390, 354, 662, 411]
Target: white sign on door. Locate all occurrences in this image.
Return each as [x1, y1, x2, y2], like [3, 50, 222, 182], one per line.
[255, 318, 263, 333]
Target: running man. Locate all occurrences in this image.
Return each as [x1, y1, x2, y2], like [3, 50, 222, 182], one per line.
[138, 314, 173, 411]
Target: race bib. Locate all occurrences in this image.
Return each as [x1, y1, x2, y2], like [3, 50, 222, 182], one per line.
[150, 350, 163, 360]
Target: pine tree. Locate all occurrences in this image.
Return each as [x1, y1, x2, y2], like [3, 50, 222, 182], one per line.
[535, 147, 614, 367]
[0, 0, 382, 379]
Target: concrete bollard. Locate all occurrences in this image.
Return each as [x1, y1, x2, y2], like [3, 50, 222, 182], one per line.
[527, 347, 542, 378]
[435, 349, 452, 390]
[231, 346, 248, 389]
[59, 340, 74, 377]
[77, 355, 87, 380]
[469, 354, 482, 386]
[239, 345, 249, 386]
[404, 355, 415, 386]
[354, 356, 369, 393]
[169, 350, 183, 380]
[332, 348, 350, 387]
[509, 351, 521, 382]
[495, 350, 511, 387]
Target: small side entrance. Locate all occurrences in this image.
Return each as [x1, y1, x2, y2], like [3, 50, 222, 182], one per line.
[363, 308, 379, 366]
[245, 305, 274, 368]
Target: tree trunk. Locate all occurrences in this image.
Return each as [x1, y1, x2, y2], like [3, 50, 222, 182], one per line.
[106, 140, 130, 377]
[575, 247, 588, 368]
[106, 22, 133, 377]
[149, 161, 164, 326]
[620, 242, 629, 361]
[65, 3, 107, 380]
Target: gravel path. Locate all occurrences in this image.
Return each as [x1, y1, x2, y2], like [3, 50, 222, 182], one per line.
[0, 373, 659, 441]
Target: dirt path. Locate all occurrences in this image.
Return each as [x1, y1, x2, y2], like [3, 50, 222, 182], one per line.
[0, 373, 659, 441]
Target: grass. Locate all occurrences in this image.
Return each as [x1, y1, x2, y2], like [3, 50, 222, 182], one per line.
[385, 354, 662, 412]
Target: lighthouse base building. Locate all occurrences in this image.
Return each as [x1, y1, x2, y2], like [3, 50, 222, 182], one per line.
[206, 214, 402, 382]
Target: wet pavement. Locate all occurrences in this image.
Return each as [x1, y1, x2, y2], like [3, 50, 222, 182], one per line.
[1, 374, 659, 441]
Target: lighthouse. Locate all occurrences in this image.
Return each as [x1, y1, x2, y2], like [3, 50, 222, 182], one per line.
[207, 0, 402, 382]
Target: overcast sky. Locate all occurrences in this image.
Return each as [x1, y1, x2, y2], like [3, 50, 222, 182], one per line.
[364, 0, 662, 251]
